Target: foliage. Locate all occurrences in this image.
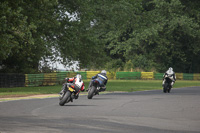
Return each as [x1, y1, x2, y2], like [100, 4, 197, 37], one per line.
[0, 0, 59, 73]
[0, 0, 199, 73]
[105, 59, 124, 72]
[89, 0, 200, 73]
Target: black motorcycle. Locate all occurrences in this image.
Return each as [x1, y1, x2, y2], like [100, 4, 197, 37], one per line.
[59, 86, 79, 106]
[163, 76, 172, 93]
[87, 80, 102, 99]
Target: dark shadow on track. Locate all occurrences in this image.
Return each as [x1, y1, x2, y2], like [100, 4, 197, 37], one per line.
[87, 97, 113, 100]
[62, 104, 97, 107]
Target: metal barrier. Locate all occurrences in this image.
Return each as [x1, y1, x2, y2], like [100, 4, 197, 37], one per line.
[116, 72, 141, 79]
[0, 73, 25, 88]
[1, 72, 200, 88]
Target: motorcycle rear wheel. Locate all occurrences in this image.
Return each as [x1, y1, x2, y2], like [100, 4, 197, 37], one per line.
[87, 86, 96, 99]
[59, 91, 71, 106]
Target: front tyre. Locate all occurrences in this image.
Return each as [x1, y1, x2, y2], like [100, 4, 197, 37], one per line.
[87, 86, 96, 99]
[163, 83, 168, 93]
[168, 86, 172, 93]
[59, 91, 71, 106]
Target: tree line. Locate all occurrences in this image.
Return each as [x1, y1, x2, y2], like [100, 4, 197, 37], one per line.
[0, 0, 199, 73]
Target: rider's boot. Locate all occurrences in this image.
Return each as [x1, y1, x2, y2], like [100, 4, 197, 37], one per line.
[74, 93, 79, 99]
[70, 98, 73, 102]
[95, 91, 99, 95]
[59, 89, 64, 95]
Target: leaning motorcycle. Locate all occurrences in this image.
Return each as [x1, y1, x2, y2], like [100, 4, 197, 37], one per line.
[163, 75, 173, 93]
[59, 86, 79, 106]
[87, 80, 101, 99]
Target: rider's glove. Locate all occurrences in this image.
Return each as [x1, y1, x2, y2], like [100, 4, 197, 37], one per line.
[65, 78, 69, 82]
[80, 86, 85, 92]
[80, 88, 85, 92]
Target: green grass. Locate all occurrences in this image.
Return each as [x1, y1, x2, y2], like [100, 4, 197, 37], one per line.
[0, 80, 200, 97]
[0, 85, 63, 97]
[106, 80, 200, 92]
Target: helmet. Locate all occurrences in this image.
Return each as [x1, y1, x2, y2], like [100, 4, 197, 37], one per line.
[167, 67, 173, 75]
[101, 70, 107, 75]
[169, 67, 173, 71]
[76, 74, 82, 79]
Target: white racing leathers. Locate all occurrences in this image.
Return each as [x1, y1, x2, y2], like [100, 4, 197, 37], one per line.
[162, 70, 176, 87]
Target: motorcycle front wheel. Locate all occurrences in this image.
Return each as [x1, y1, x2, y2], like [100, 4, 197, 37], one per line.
[163, 83, 168, 93]
[59, 91, 71, 106]
[168, 86, 171, 93]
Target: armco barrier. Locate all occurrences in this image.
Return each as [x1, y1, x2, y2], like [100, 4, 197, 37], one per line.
[25, 73, 44, 87]
[43, 73, 57, 86]
[141, 72, 154, 79]
[0, 73, 25, 88]
[56, 72, 68, 84]
[66, 71, 77, 78]
[86, 71, 100, 79]
[154, 73, 163, 80]
[116, 72, 141, 79]
[26, 71, 86, 87]
[107, 72, 116, 79]
[76, 71, 87, 80]
[183, 73, 193, 80]
[193, 73, 200, 80]
[176, 73, 183, 80]
[1, 71, 200, 88]
[87, 71, 115, 79]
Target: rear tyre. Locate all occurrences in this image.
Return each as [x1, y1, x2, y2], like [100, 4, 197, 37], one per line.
[59, 91, 71, 106]
[88, 86, 96, 99]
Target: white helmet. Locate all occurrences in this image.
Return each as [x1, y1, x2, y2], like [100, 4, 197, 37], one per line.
[101, 70, 107, 75]
[169, 67, 173, 71]
[167, 67, 173, 75]
[76, 74, 82, 79]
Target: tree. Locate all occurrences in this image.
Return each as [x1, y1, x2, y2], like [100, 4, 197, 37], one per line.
[0, 0, 108, 73]
[1, 0, 199, 73]
[88, 0, 200, 72]
[0, 0, 60, 73]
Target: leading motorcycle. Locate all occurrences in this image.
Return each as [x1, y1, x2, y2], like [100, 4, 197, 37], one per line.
[163, 75, 173, 93]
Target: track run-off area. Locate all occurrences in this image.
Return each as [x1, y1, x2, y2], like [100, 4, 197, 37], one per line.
[0, 87, 200, 133]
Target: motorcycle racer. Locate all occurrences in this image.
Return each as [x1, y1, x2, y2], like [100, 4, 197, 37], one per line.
[162, 67, 176, 88]
[60, 74, 85, 100]
[87, 70, 108, 93]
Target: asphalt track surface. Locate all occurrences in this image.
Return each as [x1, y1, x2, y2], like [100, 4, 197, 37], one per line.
[0, 87, 200, 133]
